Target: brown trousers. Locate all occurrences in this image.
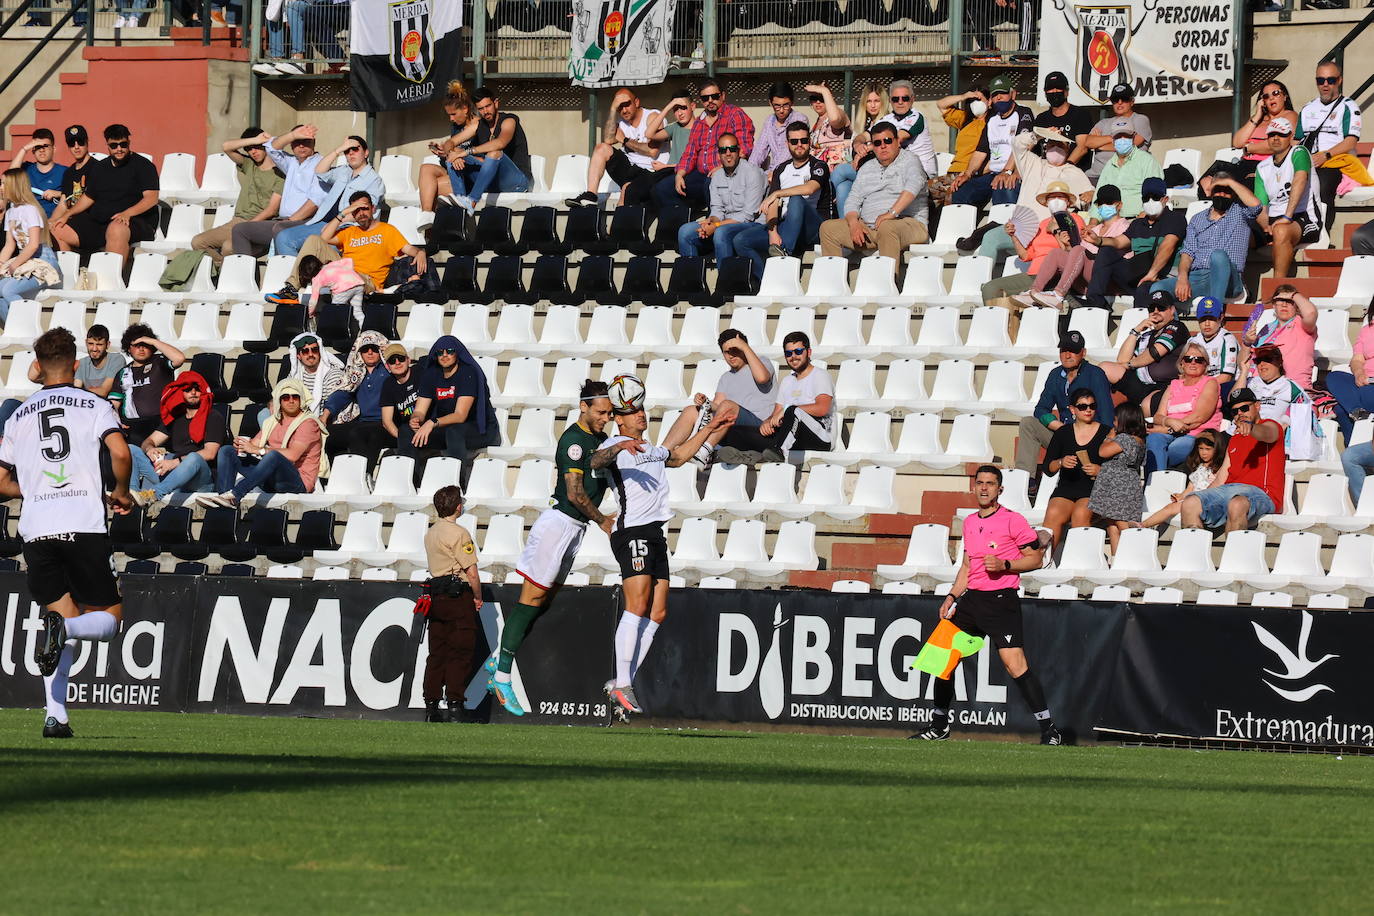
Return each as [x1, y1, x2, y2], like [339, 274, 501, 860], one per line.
[191, 217, 245, 266]
[423, 592, 479, 704]
[818, 216, 930, 270]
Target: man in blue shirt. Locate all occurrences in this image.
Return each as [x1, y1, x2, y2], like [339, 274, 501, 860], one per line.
[231, 124, 323, 257]
[20, 129, 67, 217]
[1016, 330, 1114, 481]
[1151, 172, 1262, 307]
[272, 133, 385, 256]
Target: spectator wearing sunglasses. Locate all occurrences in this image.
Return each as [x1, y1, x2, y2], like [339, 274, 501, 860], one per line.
[285, 332, 348, 424]
[320, 330, 393, 470]
[16, 129, 66, 218]
[1100, 289, 1190, 411]
[1018, 330, 1114, 483]
[191, 127, 284, 267]
[1243, 285, 1318, 392]
[380, 344, 421, 454]
[1082, 177, 1185, 310]
[203, 376, 325, 508]
[48, 124, 159, 264]
[410, 336, 501, 486]
[655, 80, 755, 214]
[737, 332, 835, 456]
[758, 123, 831, 258]
[818, 121, 929, 273]
[874, 79, 936, 176]
[273, 134, 384, 257]
[675, 134, 769, 281]
[1149, 172, 1261, 306]
[231, 124, 323, 258]
[1296, 61, 1371, 232]
[1179, 387, 1285, 533]
[1040, 386, 1110, 552]
[1144, 342, 1222, 477]
[951, 74, 1033, 209]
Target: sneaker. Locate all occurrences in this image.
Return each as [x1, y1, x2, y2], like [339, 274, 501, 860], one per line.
[1031, 290, 1065, 309]
[1040, 726, 1064, 746]
[491, 680, 526, 716]
[908, 721, 950, 741]
[274, 60, 306, 76]
[608, 683, 642, 716]
[265, 282, 299, 306]
[252, 62, 281, 76]
[768, 244, 787, 258]
[1351, 409, 1371, 422]
[35, 610, 66, 677]
[198, 492, 238, 508]
[131, 489, 157, 507]
[1010, 292, 1038, 309]
[42, 717, 74, 739]
[955, 235, 980, 253]
[484, 656, 498, 675]
[454, 195, 475, 216]
[424, 701, 446, 723]
[113, 14, 127, 27]
[564, 191, 598, 208]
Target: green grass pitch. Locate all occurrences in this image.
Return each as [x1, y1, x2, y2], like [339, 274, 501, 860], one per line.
[2, 709, 1372, 914]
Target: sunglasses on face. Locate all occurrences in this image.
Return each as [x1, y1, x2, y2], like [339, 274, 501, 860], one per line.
[717, 145, 739, 154]
[108, 140, 130, 149]
[787, 137, 809, 145]
[32, 144, 51, 151]
[784, 347, 807, 357]
[872, 136, 897, 147]
[359, 345, 380, 353]
[1271, 297, 1294, 305]
[890, 95, 911, 102]
[386, 355, 408, 365]
[1316, 76, 1339, 85]
[439, 348, 458, 356]
[1074, 402, 1096, 410]
[344, 146, 362, 154]
[280, 393, 301, 401]
[297, 345, 320, 354]
[699, 91, 722, 100]
[1142, 193, 1165, 202]
[1261, 90, 1285, 99]
[1148, 304, 1172, 313]
[1181, 355, 1208, 365]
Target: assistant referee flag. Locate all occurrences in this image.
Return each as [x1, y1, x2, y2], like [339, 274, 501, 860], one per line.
[349, 0, 462, 111]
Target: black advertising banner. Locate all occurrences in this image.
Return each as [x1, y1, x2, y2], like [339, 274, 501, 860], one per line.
[636, 593, 1128, 739]
[1098, 606, 1374, 748]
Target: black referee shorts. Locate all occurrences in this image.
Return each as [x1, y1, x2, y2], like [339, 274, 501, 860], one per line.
[23, 532, 121, 608]
[950, 587, 1024, 650]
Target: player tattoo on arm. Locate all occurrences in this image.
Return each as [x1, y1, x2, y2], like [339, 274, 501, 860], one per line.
[590, 440, 644, 469]
[565, 471, 607, 525]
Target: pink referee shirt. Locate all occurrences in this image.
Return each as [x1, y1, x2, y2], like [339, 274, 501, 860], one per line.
[962, 505, 1038, 591]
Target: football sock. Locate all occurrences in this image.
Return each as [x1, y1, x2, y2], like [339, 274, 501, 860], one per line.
[43, 641, 74, 724]
[497, 603, 540, 675]
[614, 611, 640, 688]
[1013, 670, 1054, 732]
[65, 611, 117, 641]
[630, 618, 660, 681]
[932, 674, 955, 724]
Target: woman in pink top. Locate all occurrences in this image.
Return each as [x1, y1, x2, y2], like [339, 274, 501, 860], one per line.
[1144, 341, 1221, 477]
[1015, 183, 1131, 309]
[805, 83, 851, 168]
[1325, 296, 1374, 444]
[1246, 285, 1318, 390]
[1200, 80, 1299, 194]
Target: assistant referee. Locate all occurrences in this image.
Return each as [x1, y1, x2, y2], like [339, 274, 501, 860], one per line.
[911, 465, 1063, 745]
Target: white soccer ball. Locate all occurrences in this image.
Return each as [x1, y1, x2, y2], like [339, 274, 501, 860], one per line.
[608, 374, 646, 413]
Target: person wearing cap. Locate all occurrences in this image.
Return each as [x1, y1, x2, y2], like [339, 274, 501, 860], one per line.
[1253, 117, 1320, 279]
[380, 344, 421, 455]
[818, 121, 930, 274]
[421, 484, 484, 723]
[1033, 72, 1093, 165]
[1084, 83, 1152, 181]
[1082, 176, 1185, 310]
[49, 124, 160, 264]
[191, 128, 285, 267]
[932, 85, 988, 206]
[1013, 183, 1129, 309]
[17, 129, 66, 218]
[875, 79, 937, 177]
[978, 181, 1085, 309]
[285, 331, 348, 424]
[231, 124, 323, 258]
[1180, 388, 1285, 533]
[1244, 285, 1318, 392]
[1017, 330, 1114, 479]
[1296, 61, 1371, 232]
[1144, 340, 1222, 478]
[319, 330, 392, 470]
[951, 74, 1034, 208]
[1190, 296, 1240, 400]
[1100, 289, 1190, 411]
[410, 336, 501, 487]
[1095, 119, 1163, 218]
[54, 126, 96, 213]
[204, 376, 327, 508]
[1150, 172, 1261, 305]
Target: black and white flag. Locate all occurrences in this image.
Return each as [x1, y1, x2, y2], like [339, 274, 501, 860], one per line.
[350, 0, 462, 111]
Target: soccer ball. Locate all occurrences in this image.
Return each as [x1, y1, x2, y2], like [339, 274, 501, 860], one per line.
[608, 374, 646, 413]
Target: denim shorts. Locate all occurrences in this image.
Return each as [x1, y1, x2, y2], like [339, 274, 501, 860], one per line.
[1194, 483, 1276, 529]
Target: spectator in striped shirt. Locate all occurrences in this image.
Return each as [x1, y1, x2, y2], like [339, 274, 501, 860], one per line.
[653, 79, 756, 214]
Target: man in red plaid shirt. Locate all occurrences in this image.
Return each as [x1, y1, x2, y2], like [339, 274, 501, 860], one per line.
[653, 79, 756, 214]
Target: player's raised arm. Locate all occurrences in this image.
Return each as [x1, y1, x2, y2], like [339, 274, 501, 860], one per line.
[591, 439, 645, 469]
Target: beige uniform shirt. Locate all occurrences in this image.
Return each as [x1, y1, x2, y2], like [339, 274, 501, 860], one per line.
[424, 518, 478, 577]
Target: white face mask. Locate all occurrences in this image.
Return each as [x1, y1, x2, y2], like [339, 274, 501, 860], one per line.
[969, 100, 988, 118]
[1046, 198, 1069, 214]
[1045, 147, 1067, 166]
[1142, 199, 1164, 217]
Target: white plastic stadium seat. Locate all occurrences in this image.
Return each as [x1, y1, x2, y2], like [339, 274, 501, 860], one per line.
[1193, 529, 1269, 589]
[143, 203, 206, 255]
[158, 152, 200, 204]
[379, 154, 420, 207]
[313, 511, 384, 566]
[1196, 588, 1239, 606]
[831, 579, 871, 593]
[909, 203, 974, 258]
[184, 152, 241, 206]
[875, 523, 958, 584]
[1024, 526, 1107, 587]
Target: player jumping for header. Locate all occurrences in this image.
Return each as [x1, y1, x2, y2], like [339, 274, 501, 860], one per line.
[0, 328, 134, 738]
[591, 379, 735, 719]
[487, 380, 617, 716]
[911, 465, 1062, 745]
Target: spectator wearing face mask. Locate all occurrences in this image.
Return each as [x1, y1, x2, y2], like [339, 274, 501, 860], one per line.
[950, 74, 1034, 208]
[1096, 119, 1163, 218]
[1012, 183, 1129, 309]
[1032, 72, 1093, 165]
[1149, 172, 1261, 306]
[1081, 177, 1185, 311]
[1083, 83, 1152, 181]
[931, 86, 988, 206]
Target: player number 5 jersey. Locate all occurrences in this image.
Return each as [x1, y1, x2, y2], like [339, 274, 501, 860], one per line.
[0, 384, 121, 540]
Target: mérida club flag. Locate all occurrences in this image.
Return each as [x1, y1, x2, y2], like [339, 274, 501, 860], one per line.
[350, 0, 462, 111]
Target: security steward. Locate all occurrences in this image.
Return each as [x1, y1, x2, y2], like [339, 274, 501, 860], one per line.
[422, 484, 483, 722]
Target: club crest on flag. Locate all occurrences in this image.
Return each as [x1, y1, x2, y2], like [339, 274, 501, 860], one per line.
[390, 0, 434, 84]
[1074, 5, 1131, 102]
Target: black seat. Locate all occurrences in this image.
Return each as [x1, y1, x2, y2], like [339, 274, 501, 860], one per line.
[451, 206, 516, 257]
[0, 558, 16, 572]
[316, 304, 356, 351]
[620, 255, 663, 306]
[425, 204, 476, 256]
[362, 303, 400, 340]
[572, 255, 623, 305]
[712, 256, 759, 305]
[123, 559, 160, 575]
[442, 256, 488, 304]
[150, 507, 205, 561]
[652, 205, 692, 255]
[111, 506, 155, 559]
[189, 353, 230, 403]
[654, 255, 712, 307]
[484, 255, 530, 305]
[242, 507, 297, 564]
[517, 206, 561, 254]
[294, 509, 339, 555]
[198, 506, 241, 557]
[528, 255, 577, 305]
[552, 205, 603, 256]
[0, 505, 20, 558]
[172, 561, 208, 576]
[227, 353, 272, 404]
[244, 302, 306, 353]
[237, 401, 269, 439]
[584, 206, 648, 255]
[218, 563, 256, 577]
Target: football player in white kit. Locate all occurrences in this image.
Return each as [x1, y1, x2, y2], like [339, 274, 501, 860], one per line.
[590, 380, 734, 717]
[0, 329, 133, 738]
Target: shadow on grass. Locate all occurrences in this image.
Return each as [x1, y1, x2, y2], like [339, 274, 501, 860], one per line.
[0, 744, 1363, 811]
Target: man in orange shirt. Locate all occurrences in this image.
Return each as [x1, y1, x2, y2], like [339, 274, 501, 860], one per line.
[270, 191, 428, 304]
